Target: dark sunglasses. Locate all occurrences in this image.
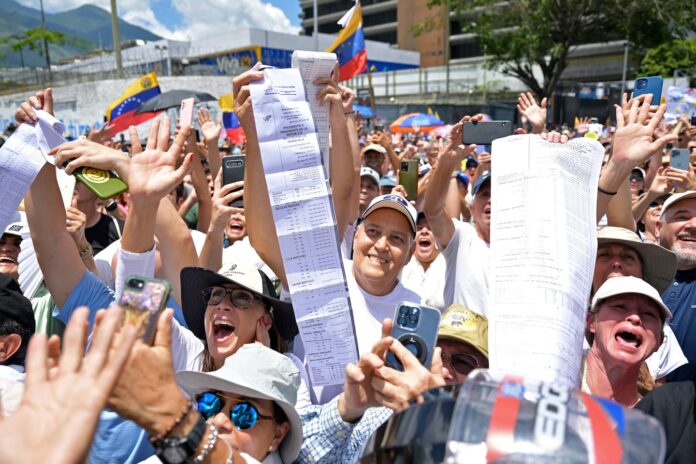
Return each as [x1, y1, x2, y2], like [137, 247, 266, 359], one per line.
[196, 392, 274, 430]
[441, 351, 481, 376]
[202, 286, 262, 309]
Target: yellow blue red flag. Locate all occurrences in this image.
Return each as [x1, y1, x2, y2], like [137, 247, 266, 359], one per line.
[219, 93, 246, 145]
[326, 1, 367, 81]
[104, 72, 161, 133]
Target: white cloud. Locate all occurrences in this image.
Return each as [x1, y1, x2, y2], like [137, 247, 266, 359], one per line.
[15, 0, 300, 41]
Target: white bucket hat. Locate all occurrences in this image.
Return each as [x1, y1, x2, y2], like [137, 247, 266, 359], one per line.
[176, 344, 303, 463]
[591, 276, 672, 321]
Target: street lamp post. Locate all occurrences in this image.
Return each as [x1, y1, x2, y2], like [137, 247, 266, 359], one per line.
[110, 0, 124, 78]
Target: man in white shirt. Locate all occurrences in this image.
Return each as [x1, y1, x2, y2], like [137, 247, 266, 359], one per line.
[424, 148, 491, 317]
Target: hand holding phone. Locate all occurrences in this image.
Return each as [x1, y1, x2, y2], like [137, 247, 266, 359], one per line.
[119, 276, 171, 344]
[398, 160, 418, 201]
[222, 155, 245, 207]
[179, 98, 195, 128]
[385, 302, 441, 371]
[633, 76, 663, 105]
[462, 120, 512, 145]
[670, 148, 691, 172]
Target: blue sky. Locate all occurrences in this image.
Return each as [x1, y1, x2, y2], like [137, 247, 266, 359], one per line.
[18, 0, 304, 40]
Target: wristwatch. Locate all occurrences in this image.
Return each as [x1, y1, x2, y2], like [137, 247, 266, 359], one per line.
[154, 412, 207, 464]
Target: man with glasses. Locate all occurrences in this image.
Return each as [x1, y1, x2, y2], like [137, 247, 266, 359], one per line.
[436, 304, 489, 385]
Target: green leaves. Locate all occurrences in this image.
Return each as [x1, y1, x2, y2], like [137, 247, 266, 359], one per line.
[640, 38, 696, 79]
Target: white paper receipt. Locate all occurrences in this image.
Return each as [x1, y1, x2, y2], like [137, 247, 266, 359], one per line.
[250, 67, 358, 387]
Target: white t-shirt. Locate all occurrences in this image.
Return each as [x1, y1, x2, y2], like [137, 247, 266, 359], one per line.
[440, 220, 490, 316]
[340, 222, 357, 259]
[294, 259, 422, 404]
[401, 254, 446, 311]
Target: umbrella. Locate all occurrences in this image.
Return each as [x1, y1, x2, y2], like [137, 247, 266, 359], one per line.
[353, 104, 374, 118]
[390, 112, 445, 133]
[136, 89, 217, 114]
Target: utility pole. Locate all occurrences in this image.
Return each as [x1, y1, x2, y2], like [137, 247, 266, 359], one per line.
[444, 2, 450, 95]
[313, 0, 319, 51]
[110, 0, 124, 78]
[39, 0, 52, 80]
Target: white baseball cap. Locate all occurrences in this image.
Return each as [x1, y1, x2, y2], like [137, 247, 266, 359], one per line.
[591, 276, 671, 321]
[360, 166, 380, 187]
[361, 194, 417, 234]
[660, 191, 696, 218]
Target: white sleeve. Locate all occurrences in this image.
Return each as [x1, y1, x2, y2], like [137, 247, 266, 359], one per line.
[646, 324, 688, 380]
[114, 244, 157, 301]
[170, 317, 205, 372]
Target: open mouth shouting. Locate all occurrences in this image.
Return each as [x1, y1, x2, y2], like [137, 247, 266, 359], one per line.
[212, 314, 236, 345]
[614, 327, 642, 351]
[0, 255, 18, 265]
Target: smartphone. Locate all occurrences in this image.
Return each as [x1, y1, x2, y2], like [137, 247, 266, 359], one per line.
[462, 121, 512, 145]
[222, 155, 245, 207]
[119, 276, 172, 344]
[73, 167, 128, 200]
[195, 129, 201, 143]
[690, 115, 696, 127]
[386, 302, 441, 371]
[633, 76, 663, 104]
[179, 97, 195, 128]
[375, 124, 385, 132]
[399, 159, 418, 201]
[670, 148, 691, 172]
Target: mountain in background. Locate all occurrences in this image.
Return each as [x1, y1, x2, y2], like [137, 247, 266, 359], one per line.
[0, 0, 162, 68]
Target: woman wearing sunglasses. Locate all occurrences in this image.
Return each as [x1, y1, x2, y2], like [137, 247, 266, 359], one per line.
[175, 343, 303, 464]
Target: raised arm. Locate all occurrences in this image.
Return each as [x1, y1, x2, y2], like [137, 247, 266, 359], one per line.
[20, 89, 85, 308]
[423, 117, 478, 249]
[338, 85, 362, 229]
[597, 95, 676, 221]
[234, 69, 289, 287]
[197, 107, 222, 179]
[198, 173, 244, 271]
[318, 77, 357, 237]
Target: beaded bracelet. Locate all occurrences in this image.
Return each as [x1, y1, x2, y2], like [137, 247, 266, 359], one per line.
[193, 423, 219, 463]
[149, 401, 193, 443]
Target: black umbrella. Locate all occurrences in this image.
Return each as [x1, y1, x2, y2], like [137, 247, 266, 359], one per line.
[135, 89, 217, 114]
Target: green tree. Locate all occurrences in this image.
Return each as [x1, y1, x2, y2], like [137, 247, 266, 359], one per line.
[0, 28, 93, 69]
[640, 38, 696, 80]
[427, 0, 696, 99]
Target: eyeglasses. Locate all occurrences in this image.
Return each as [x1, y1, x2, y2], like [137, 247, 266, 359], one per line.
[440, 351, 481, 376]
[202, 286, 261, 309]
[196, 392, 274, 430]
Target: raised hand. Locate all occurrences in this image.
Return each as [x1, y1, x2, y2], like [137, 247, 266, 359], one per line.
[612, 95, 676, 168]
[517, 92, 547, 133]
[197, 107, 222, 144]
[128, 116, 193, 204]
[50, 139, 130, 180]
[314, 76, 343, 112]
[441, 115, 479, 166]
[210, 171, 244, 231]
[339, 85, 356, 114]
[0, 307, 137, 464]
[87, 123, 115, 145]
[15, 88, 54, 123]
[233, 68, 265, 130]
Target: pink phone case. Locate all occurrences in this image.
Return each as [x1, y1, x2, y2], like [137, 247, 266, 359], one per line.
[179, 98, 195, 127]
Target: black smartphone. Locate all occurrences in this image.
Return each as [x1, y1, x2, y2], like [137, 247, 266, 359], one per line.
[385, 302, 441, 371]
[691, 115, 696, 127]
[399, 160, 418, 201]
[195, 130, 201, 143]
[222, 155, 245, 207]
[375, 124, 384, 132]
[119, 276, 172, 344]
[462, 121, 513, 145]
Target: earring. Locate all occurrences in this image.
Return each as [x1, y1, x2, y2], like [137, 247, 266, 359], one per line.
[268, 446, 274, 452]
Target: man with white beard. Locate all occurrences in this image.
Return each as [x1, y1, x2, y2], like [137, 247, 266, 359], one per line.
[657, 191, 696, 381]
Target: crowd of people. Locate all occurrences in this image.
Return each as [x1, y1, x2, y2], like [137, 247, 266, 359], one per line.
[0, 67, 695, 464]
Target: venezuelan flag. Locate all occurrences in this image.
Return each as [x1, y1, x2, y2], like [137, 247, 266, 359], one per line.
[326, 1, 367, 82]
[105, 72, 161, 133]
[219, 93, 246, 146]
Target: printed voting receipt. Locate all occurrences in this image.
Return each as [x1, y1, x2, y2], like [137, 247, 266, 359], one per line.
[488, 135, 604, 388]
[250, 67, 358, 386]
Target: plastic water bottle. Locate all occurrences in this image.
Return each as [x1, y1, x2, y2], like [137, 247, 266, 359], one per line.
[445, 370, 665, 464]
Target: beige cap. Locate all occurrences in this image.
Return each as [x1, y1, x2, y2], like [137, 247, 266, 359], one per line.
[597, 226, 676, 294]
[437, 304, 488, 358]
[660, 191, 696, 219]
[591, 276, 671, 321]
[362, 143, 387, 156]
